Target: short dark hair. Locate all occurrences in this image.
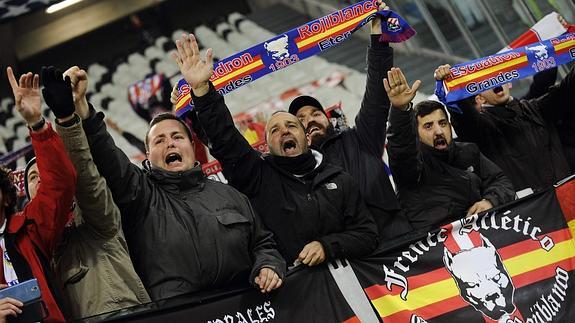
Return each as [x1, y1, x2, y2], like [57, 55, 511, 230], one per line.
[414, 100, 449, 119]
[145, 112, 194, 151]
[0, 166, 17, 216]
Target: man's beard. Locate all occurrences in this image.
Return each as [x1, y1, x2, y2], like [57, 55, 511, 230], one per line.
[309, 123, 336, 148]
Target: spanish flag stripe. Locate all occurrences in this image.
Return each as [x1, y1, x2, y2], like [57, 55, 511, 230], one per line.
[553, 39, 575, 53]
[446, 59, 529, 91]
[381, 295, 467, 322]
[372, 239, 575, 317]
[175, 95, 191, 111]
[380, 259, 575, 322]
[497, 228, 571, 260]
[503, 239, 575, 276]
[296, 22, 360, 52]
[445, 56, 528, 88]
[212, 59, 265, 87]
[512, 257, 575, 288]
[214, 65, 265, 90]
[366, 229, 571, 300]
[295, 11, 373, 50]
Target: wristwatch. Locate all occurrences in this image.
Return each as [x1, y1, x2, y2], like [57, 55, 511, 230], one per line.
[28, 117, 46, 131]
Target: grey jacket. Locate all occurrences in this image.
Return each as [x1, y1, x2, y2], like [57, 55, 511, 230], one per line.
[54, 115, 150, 320]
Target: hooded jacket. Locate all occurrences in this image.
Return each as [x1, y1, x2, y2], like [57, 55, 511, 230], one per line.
[451, 67, 575, 192]
[83, 108, 285, 301]
[190, 85, 378, 264]
[387, 107, 515, 232]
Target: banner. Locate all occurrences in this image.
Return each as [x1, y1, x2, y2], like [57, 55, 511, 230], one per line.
[174, 0, 415, 117]
[96, 177, 575, 323]
[353, 177, 575, 322]
[436, 32, 575, 107]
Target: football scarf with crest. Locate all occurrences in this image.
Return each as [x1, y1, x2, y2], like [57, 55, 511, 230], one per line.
[435, 32, 575, 112]
[174, 0, 415, 117]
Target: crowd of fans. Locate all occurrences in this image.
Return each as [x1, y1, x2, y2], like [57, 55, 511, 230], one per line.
[0, 1, 574, 321]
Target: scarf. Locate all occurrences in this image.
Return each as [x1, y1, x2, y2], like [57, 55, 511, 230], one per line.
[175, 0, 415, 116]
[270, 150, 317, 176]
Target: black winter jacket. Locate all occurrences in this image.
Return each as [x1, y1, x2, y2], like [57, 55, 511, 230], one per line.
[387, 107, 515, 232]
[83, 108, 285, 301]
[319, 38, 408, 238]
[451, 67, 575, 192]
[191, 86, 378, 264]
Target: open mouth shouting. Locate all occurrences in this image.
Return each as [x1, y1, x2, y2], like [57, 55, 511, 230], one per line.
[493, 86, 504, 94]
[306, 122, 324, 137]
[281, 138, 299, 156]
[434, 137, 448, 150]
[165, 152, 183, 168]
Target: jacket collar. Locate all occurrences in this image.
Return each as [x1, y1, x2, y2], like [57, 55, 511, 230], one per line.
[264, 149, 342, 186]
[147, 162, 206, 193]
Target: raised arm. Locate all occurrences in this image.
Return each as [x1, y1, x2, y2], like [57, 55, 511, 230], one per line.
[523, 67, 557, 100]
[434, 64, 496, 148]
[59, 66, 150, 230]
[43, 66, 120, 239]
[57, 118, 121, 240]
[354, 1, 394, 155]
[529, 66, 575, 122]
[384, 67, 421, 188]
[6, 67, 77, 256]
[172, 33, 263, 196]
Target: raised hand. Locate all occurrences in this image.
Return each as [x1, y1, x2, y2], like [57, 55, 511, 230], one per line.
[383, 67, 421, 110]
[171, 33, 214, 97]
[434, 64, 452, 81]
[371, 1, 389, 35]
[6, 67, 42, 126]
[63, 66, 90, 119]
[41, 66, 75, 120]
[170, 84, 179, 106]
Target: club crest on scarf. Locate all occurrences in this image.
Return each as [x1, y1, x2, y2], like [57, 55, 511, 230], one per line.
[174, 0, 415, 117]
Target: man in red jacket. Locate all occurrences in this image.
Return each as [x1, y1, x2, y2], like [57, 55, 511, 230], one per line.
[3, 67, 77, 322]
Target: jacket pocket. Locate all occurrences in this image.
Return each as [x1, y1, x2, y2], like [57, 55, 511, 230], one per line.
[61, 263, 89, 285]
[215, 212, 250, 226]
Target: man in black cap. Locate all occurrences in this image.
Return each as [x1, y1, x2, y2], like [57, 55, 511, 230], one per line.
[172, 32, 379, 267]
[288, 4, 411, 239]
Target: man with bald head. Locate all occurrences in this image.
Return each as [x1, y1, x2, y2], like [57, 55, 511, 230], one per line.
[172, 33, 378, 266]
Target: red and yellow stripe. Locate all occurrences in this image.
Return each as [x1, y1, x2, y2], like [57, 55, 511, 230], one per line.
[294, 10, 375, 52]
[552, 37, 575, 55]
[445, 55, 529, 91]
[365, 228, 575, 322]
[175, 55, 265, 114]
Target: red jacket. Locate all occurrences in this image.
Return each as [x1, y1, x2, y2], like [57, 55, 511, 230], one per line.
[7, 123, 76, 322]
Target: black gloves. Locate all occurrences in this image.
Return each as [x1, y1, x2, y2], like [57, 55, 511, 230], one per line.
[41, 66, 75, 119]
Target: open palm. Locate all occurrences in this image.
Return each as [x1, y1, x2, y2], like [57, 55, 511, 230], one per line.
[171, 33, 214, 89]
[384, 67, 421, 110]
